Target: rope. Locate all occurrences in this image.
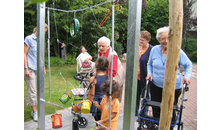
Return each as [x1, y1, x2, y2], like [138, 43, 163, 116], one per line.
[98, 2, 119, 27]
[90, 7, 99, 25]
[45, 0, 113, 13]
[53, 0, 59, 41]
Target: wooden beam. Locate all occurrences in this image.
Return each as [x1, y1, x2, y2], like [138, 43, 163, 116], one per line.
[159, 0, 183, 130]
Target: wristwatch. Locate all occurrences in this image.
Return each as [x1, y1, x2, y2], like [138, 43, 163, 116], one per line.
[24, 66, 28, 69]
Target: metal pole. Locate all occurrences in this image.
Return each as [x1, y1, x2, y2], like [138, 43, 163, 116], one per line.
[109, 2, 114, 128]
[37, 2, 46, 130]
[47, 8, 51, 99]
[123, 0, 142, 129]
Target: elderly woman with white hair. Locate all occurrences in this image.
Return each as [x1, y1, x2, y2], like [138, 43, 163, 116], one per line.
[146, 26, 192, 129]
[97, 36, 125, 87]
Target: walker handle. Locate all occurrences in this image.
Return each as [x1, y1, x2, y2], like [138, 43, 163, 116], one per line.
[183, 82, 189, 92]
[146, 79, 150, 85]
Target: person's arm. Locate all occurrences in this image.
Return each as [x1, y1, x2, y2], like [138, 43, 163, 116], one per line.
[88, 77, 96, 102]
[98, 112, 117, 124]
[146, 48, 154, 81]
[87, 56, 92, 61]
[24, 43, 30, 78]
[85, 52, 92, 61]
[92, 101, 102, 110]
[179, 50, 192, 85]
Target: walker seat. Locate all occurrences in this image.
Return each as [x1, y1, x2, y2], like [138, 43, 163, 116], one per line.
[71, 88, 87, 96]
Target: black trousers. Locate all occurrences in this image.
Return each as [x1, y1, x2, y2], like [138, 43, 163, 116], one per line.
[150, 82, 182, 122]
[135, 80, 145, 116]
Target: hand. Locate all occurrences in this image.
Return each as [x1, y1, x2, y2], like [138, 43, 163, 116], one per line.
[146, 74, 152, 81]
[183, 77, 190, 85]
[61, 43, 66, 48]
[44, 66, 46, 75]
[25, 69, 31, 78]
[92, 101, 98, 107]
[97, 120, 103, 125]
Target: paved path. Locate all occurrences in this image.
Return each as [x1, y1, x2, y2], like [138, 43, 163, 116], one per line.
[181, 64, 197, 130]
[24, 63, 197, 130]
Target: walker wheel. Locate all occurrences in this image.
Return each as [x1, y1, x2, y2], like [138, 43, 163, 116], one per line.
[78, 116, 88, 128]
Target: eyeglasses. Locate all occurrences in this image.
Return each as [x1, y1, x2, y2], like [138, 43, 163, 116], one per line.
[160, 37, 168, 41]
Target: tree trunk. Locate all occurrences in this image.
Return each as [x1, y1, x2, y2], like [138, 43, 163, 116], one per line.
[159, 0, 183, 130]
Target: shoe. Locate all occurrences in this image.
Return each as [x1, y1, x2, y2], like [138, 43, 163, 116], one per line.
[31, 111, 38, 122]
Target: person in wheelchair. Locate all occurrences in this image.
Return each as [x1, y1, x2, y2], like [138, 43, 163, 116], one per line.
[77, 46, 95, 69]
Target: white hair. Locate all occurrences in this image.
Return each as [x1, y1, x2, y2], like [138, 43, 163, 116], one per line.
[156, 26, 169, 41]
[97, 36, 110, 46]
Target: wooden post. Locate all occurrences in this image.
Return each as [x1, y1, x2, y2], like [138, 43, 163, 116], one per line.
[159, 0, 183, 130]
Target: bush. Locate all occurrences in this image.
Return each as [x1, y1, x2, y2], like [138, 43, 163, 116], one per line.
[45, 57, 65, 67]
[66, 54, 77, 65]
[45, 54, 76, 67]
[182, 39, 197, 62]
[114, 41, 124, 56]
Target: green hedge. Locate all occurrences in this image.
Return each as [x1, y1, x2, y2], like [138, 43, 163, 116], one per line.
[45, 54, 76, 67]
[182, 39, 197, 62]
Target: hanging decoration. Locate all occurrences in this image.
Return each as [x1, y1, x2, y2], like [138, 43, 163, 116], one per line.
[51, 113, 62, 129]
[98, 2, 119, 27]
[59, 92, 72, 104]
[81, 100, 92, 114]
[70, 18, 80, 37]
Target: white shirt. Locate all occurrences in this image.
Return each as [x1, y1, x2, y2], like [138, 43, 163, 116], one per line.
[77, 52, 92, 62]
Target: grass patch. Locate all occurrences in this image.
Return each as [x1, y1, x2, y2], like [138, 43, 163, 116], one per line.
[24, 64, 83, 122]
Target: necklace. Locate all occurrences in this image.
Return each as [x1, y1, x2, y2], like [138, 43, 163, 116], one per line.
[161, 50, 166, 66]
[140, 44, 149, 52]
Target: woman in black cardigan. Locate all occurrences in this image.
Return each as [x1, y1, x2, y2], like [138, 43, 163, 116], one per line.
[135, 31, 153, 116]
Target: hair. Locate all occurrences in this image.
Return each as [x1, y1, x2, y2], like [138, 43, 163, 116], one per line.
[95, 56, 109, 73]
[97, 36, 110, 46]
[101, 79, 122, 99]
[91, 56, 109, 86]
[33, 23, 48, 33]
[156, 26, 169, 41]
[140, 30, 151, 42]
[80, 46, 85, 52]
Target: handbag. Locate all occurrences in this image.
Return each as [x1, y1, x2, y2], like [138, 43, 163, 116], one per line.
[82, 61, 91, 68]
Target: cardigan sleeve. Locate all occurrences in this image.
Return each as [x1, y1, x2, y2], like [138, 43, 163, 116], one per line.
[179, 50, 192, 79]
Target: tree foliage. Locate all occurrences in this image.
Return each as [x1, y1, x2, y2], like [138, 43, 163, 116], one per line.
[24, 0, 129, 57]
[141, 0, 169, 46]
[24, 0, 197, 62]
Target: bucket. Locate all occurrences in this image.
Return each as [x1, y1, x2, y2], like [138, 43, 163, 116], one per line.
[59, 92, 72, 104]
[81, 100, 92, 114]
[51, 113, 62, 129]
[72, 101, 82, 113]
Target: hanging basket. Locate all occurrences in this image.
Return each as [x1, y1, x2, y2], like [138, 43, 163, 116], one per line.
[70, 18, 80, 37]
